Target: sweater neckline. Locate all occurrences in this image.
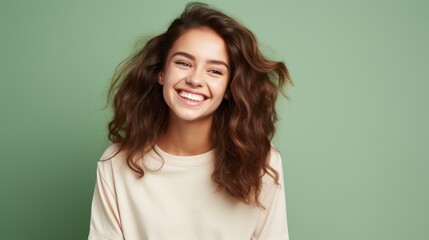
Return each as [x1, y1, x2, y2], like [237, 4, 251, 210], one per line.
[149, 145, 215, 167]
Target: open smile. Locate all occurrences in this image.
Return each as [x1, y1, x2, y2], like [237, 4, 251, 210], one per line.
[176, 90, 208, 102]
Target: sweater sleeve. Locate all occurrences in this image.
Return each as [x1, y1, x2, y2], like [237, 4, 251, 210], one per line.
[88, 159, 124, 240]
[252, 150, 290, 240]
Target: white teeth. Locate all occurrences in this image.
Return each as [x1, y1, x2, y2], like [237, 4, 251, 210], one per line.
[179, 91, 205, 102]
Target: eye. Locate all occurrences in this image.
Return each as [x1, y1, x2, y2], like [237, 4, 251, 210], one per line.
[175, 61, 191, 68]
[208, 69, 223, 75]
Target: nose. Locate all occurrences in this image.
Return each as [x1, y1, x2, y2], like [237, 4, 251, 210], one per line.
[186, 68, 204, 87]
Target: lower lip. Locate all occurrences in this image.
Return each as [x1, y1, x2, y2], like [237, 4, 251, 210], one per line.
[175, 91, 206, 106]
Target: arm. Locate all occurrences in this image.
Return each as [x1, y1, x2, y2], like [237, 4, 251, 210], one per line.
[253, 150, 290, 240]
[88, 160, 124, 240]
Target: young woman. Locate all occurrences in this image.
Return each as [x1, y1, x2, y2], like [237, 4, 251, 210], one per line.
[88, 3, 292, 240]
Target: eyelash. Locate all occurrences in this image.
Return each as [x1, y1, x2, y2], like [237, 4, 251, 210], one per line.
[175, 61, 223, 76]
[209, 69, 223, 75]
[175, 61, 191, 67]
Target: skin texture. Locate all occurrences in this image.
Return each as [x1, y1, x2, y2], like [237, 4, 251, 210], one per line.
[156, 27, 230, 156]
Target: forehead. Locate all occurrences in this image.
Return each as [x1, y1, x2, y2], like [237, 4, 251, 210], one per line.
[168, 27, 229, 64]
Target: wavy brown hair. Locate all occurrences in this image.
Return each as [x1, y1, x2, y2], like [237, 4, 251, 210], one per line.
[107, 2, 292, 206]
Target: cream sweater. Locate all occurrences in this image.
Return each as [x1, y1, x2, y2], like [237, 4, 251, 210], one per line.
[88, 144, 289, 240]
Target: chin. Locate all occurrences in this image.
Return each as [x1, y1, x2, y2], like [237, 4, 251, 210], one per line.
[171, 111, 213, 123]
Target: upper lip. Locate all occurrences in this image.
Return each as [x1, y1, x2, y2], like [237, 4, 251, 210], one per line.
[176, 88, 209, 99]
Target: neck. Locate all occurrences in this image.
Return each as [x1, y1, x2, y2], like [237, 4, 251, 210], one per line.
[156, 114, 213, 156]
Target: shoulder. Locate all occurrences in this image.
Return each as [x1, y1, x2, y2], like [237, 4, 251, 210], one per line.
[96, 144, 127, 176]
[258, 145, 285, 205]
[261, 145, 285, 188]
[268, 145, 283, 171]
[99, 144, 121, 161]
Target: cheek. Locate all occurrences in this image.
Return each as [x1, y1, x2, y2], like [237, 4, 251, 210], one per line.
[161, 85, 175, 112]
[162, 80, 175, 100]
[212, 79, 229, 97]
[164, 68, 188, 86]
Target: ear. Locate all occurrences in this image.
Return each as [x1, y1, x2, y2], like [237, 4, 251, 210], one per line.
[158, 72, 164, 85]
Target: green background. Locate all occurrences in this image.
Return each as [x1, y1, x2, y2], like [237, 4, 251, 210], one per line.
[1, 0, 428, 239]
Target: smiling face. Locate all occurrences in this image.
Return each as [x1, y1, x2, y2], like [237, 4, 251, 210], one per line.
[158, 27, 230, 124]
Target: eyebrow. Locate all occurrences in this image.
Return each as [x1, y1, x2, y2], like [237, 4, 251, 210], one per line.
[172, 51, 229, 69]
